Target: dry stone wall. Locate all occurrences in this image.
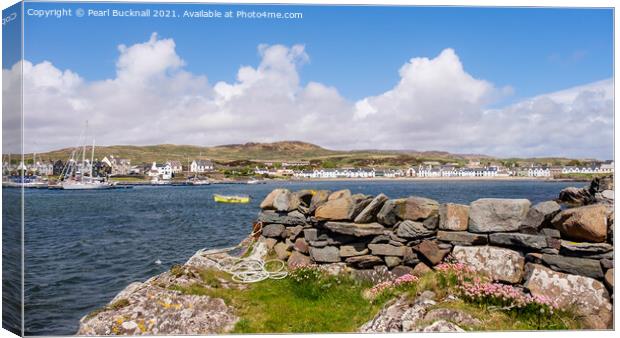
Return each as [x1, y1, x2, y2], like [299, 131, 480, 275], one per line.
[256, 177, 614, 329]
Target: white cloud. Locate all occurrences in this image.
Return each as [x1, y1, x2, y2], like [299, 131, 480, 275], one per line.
[3, 33, 613, 160]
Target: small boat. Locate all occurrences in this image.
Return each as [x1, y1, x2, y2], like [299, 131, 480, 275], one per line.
[213, 194, 251, 204]
[246, 179, 265, 184]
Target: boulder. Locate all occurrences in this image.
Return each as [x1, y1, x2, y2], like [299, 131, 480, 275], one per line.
[604, 268, 613, 290]
[488, 233, 548, 251]
[438, 203, 469, 231]
[285, 225, 304, 239]
[273, 242, 291, 260]
[345, 255, 384, 269]
[293, 238, 309, 254]
[308, 190, 330, 214]
[309, 246, 340, 263]
[262, 237, 277, 250]
[402, 247, 420, 267]
[600, 258, 614, 269]
[377, 199, 405, 226]
[524, 263, 612, 329]
[452, 245, 524, 283]
[391, 265, 414, 277]
[436, 231, 487, 246]
[421, 320, 465, 333]
[328, 189, 352, 201]
[354, 193, 389, 223]
[558, 186, 593, 205]
[259, 188, 286, 209]
[288, 251, 312, 269]
[423, 309, 481, 328]
[468, 198, 530, 233]
[559, 241, 613, 259]
[303, 228, 318, 242]
[377, 197, 439, 225]
[315, 195, 371, 221]
[385, 256, 402, 268]
[369, 244, 407, 257]
[395, 220, 435, 239]
[77, 284, 238, 335]
[259, 189, 300, 212]
[552, 204, 608, 242]
[324, 221, 385, 237]
[401, 196, 440, 221]
[339, 243, 369, 257]
[520, 201, 561, 232]
[257, 211, 306, 226]
[411, 262, 432, 277]
[540, 254, 604, 279]
[261, 224, 285, 238]
[414, 241, 450, 266]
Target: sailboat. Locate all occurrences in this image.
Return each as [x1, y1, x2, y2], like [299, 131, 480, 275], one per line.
[61, 125, 113, 190]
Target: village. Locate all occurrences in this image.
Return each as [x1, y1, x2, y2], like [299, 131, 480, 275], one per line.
[1, 154, 615, 182]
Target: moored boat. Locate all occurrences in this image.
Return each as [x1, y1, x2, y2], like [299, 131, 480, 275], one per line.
[213, 194, 251, 203]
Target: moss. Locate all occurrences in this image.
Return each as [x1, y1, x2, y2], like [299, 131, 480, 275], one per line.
[109, 298, 130, 310]
[84, 298, 130, 320]
[170, 264, 185, 278]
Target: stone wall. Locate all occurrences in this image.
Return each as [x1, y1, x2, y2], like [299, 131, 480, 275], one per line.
[256, 178, 614, 329]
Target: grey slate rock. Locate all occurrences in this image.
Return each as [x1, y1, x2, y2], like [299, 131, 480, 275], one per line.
[303, 228, 318, 242]
[521, 201, 561, 232]
[540, 228, 561, 238]
[489, 233, 548, 251]
[437, 231, 488, 246]
[395, 220, 435, 239]
[559, 241, 614, 259]
[309, 246, 341, 263]
[354, 193, 389, 223]
[345, 255, 384, 269]
[541, 254, 604, 279]
[368, 243, 407, 256]
[323, 221, 385, 237]
[257, 211, 306, 226]
[262, 223, 285, 238]
[468, 198, 531, 233]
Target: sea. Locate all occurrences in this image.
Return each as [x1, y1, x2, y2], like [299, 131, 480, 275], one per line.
[2, 179, 586, 335]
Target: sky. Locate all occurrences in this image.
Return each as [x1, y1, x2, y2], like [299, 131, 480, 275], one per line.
[2, 1, 614, 159]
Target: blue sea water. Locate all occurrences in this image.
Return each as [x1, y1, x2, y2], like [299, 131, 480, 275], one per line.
[3, 180, 585, 335]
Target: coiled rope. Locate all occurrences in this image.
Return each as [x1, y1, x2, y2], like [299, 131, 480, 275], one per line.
[200, 222, 289, 283]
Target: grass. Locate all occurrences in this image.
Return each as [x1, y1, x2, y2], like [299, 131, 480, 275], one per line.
[168, 265, 582, 332]
[170, 266, 382, 333]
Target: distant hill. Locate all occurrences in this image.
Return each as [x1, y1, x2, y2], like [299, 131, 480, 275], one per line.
[12, 141, 592, 168]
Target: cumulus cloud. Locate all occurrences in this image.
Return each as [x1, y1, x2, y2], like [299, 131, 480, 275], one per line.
[3, 33, 613, 159]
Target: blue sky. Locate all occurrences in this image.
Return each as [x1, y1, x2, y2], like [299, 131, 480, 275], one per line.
[4, 2, 614, 159]
[20, 2, 613, 103]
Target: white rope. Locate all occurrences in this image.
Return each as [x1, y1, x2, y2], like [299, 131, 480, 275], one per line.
[199, 225, 289, 283]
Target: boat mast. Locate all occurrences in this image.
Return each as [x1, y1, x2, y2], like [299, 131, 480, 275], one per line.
[91, 138, 95, 178]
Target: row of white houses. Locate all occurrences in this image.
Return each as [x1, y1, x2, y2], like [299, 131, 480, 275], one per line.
[268, 163, 616, 179]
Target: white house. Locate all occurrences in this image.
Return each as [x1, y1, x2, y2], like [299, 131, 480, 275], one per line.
[148, 162, 172, 180]
[167, 160, 183, 174]
[190, 159, 214, 173]
[527, 167, 551, 177]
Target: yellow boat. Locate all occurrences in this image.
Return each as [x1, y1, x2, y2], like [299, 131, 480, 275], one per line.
[213, 194, 251, 204]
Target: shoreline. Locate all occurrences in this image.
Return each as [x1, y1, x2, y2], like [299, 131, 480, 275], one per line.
[278, 176, 587, 183]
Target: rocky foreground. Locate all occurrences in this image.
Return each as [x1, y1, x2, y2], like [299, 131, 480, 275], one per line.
[78, 176, 614, 334]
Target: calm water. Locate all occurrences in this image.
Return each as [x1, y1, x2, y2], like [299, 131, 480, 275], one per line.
[4, 180, 584, 335]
